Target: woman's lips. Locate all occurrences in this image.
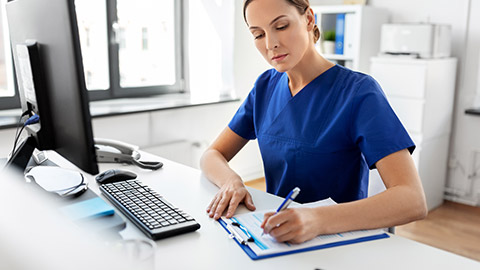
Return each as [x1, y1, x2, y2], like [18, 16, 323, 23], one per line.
[272, 54, 287, 61]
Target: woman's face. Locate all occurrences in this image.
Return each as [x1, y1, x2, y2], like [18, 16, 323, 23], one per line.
[245, 0, 313, 73]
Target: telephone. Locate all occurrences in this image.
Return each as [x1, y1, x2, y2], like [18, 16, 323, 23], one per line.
[94, 138, 163, 170]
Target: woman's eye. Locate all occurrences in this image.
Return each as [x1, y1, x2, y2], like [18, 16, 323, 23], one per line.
[276, 24, 288, 30]
[254, 33, 264, 40]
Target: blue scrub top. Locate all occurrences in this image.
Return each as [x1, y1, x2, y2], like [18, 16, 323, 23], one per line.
[229, 65, 415, 204]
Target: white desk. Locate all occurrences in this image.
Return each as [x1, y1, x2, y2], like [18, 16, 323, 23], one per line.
[35, 152, 480, 269]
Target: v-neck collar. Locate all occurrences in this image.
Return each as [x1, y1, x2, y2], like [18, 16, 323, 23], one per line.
[260, 66, 341, 140]
[285, 65, 338, 99]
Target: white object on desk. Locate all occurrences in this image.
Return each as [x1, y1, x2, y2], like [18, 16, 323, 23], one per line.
[25, 166, 87, 196]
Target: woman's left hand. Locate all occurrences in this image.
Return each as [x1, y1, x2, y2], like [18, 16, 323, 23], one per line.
[260, 207, 323, 244]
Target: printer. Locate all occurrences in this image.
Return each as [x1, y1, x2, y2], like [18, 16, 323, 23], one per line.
[380, 23, 451, 58]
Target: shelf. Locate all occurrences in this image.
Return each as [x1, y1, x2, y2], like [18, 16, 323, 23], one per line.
[322, 53, 354, 61]
[311, 5, 388, 73]
[311, 5, 363, 14]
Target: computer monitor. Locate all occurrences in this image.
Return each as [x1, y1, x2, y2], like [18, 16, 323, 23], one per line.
[5, 0, 99, 174]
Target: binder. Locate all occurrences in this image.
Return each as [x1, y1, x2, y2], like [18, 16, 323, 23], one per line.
[335, 13, 345, 55]
[218, 204, 389, 260]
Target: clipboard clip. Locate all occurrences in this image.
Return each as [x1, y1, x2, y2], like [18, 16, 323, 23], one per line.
[226, 220, 254, 246]
[232, 221, 254, 243]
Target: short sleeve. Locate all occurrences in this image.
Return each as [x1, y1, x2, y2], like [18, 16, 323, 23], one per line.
[351, 76, 415, 169]
[228, 88, 257, 140]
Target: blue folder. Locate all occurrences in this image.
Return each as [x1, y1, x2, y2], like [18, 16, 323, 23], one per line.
[218, 218, 389, 260]
[335, 13, 345, 55]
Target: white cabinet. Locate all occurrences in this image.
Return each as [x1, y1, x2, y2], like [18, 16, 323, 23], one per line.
[370, 57, 458, 210]
[312, 5, 388, 73]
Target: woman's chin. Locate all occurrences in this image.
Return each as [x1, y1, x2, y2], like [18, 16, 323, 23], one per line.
[271, 64, 289, 73]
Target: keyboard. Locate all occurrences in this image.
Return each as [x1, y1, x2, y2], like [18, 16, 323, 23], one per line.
[100, 179, 200, 240]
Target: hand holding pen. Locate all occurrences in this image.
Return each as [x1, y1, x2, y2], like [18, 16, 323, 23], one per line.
[261, 187, 300, 236]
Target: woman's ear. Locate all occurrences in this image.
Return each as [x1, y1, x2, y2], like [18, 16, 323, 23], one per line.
[305, 8, 315, 31]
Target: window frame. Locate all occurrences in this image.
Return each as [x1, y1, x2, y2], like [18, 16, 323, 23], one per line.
[0, 0, 187, 108]
[0, 66, 19, 109]
[0, 94, 19, 109]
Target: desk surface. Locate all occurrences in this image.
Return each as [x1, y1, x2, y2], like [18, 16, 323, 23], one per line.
[54, 151, 479, 270]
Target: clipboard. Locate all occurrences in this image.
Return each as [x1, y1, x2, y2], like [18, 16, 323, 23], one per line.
[218, 212, 389, 260]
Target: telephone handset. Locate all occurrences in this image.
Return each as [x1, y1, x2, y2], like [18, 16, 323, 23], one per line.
[94, 138, 163, 170]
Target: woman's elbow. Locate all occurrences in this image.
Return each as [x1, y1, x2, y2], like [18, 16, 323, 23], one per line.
[199, 149, 212, 171]
[409, 191, 428, 221]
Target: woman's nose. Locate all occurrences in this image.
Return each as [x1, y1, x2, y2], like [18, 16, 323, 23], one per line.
[266, 33, 279, 50]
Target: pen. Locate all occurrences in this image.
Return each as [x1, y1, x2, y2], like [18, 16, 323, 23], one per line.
[262, 187, 301, 236]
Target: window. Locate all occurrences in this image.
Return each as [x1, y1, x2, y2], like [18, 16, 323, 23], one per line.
[116, 0, 177, 88]
[0, 0, 18, 109]
[0, 19, 11, 97]
[0, 0, 184, 109]
[77, 0, 183, 98]
[75, 0, 110, 91]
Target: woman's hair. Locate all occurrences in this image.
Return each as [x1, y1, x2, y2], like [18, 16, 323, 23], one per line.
[243, 0, 320, 44]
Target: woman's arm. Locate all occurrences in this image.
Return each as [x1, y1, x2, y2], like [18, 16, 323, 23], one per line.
[262, 148, 427, 243]
[200, 127, 256, 219]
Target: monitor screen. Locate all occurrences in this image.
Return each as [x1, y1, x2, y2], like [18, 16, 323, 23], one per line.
[6, 0, 99, 174]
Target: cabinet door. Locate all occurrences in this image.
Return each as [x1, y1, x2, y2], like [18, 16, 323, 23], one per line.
[370, 61, 427, 99]
[387, 97, 424, 133]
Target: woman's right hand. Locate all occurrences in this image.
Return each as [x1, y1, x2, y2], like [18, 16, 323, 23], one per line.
[206, 177, 256, 220]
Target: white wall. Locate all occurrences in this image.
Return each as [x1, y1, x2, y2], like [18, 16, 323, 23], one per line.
[443, 0, 480, 205]
[188, 0, 235, 99]
[232, 0, 270, 99]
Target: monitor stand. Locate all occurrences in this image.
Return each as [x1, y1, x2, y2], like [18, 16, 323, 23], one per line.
[4, 135, 37, 173]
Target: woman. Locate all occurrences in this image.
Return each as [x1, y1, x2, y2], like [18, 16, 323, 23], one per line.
[200, 0, 427, 244]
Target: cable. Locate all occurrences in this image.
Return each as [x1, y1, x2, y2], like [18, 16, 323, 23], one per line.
[12, 111, 30, 143]
[131, 150, 163, 170]
[9, 111, 30, 158]
[10, 125, 27, 159]
[24, 114, 39, 126]
[53, 174, 87, 197]
[9, 113, 40, 159]
[132, 158, 164, 170]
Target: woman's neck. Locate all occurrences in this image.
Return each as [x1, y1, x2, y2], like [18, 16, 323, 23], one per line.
[286, 47, 335, 96]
